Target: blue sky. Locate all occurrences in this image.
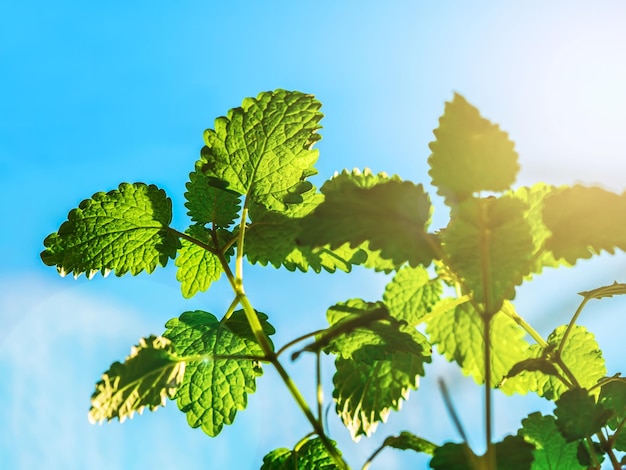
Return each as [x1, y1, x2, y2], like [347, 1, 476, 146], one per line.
[3, 1, 626, 468]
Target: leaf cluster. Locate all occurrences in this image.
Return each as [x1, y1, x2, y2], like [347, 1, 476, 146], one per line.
[41, 90, 626, 469]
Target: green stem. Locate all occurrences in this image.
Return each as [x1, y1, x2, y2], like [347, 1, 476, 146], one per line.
[501, 302, 549, 348]
[483, 313, 494, 470]
[275, 330, 326, 358]
[316, 351, 324, 424]
[596, 430, 621, 469]
[557, 296, 589, 357]
[169, 228, 218, 254]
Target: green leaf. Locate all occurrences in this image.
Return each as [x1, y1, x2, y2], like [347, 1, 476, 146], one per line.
[89, 335, 185, 424]
[184, 169, 241, 227]
[425, 301, 530, 394]
[175, 225, 232, 298]
[542, 185, 626, 264]
[41, 183, 179, 278]
[428, 93, 519, 205]
[430, 437, 534, 470]
[163, 309, 274, 437]
[382, 432, 438, 455]
[518, 412, 584, 470]
[383, 265, 443, 326]
[599, 379, 626, 433]
[509, 184, 569, 275]
[429, 443, 477, 470]
[494, 435, 536, 470]
[260, 438, 341, 470]
[200, 89, 323, 210]
[442, 196, 534, 313]
[506, 325, 606, 401]
[299, 178, 439, 268]
[323, 299, 432, 439]
[245, 189, 365, 272]
[554, 388, 613, 442]
[579, 281, 626, 301]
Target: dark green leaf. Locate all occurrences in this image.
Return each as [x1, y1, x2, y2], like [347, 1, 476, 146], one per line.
[428, 93, 519, 205]
[599, 379, 626, 433]
[426, 301, 530, 394]
[200, 89, 323, 210]
[543, 185, 626, 264]
[554, 388, 613, 442]
[429, 442, 477, 470]
[163, 310, 274, 437]
[518, 412, 584, 470]
[299, 178, 439, 268]
[245, 189, 364, 272]
[184, 170, 241, 227]
[41, 183, 179, 278]
[383, 265, 443, 326]
[89, 336, 185, 424]
[261, 438, 341, 470]
[382, 432, 437, 455]
[442, 196, 534, 313]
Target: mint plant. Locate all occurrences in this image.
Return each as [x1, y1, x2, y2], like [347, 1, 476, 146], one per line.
[41, 89, 626, 469]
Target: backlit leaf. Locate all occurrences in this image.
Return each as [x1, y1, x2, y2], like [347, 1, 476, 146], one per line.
[509, 184, 568, 275]
[299, 178, 439, 268]
[324, 299, 431, 439]
[382, 432, 438, 455]
[542, 185, 626, 264]
[261, 437, 341, 470]
[41, 183, 179, 278]
[163, 309, 274, 437]
[383, 265, 443, 326]
[245, 189, 365, 272]
[507, 325, 606, 401]
[184, 169, 241, 227]
[599, 379, 626, 435]
[518, 412, 583, 470]
[89, 335, 185, 424]
[428, 93, 519, 205]
[426, 301, 530, 394]
[175, 225, 232, 298]
[200, 89, 322, 210]
[442, 196, 534, 313]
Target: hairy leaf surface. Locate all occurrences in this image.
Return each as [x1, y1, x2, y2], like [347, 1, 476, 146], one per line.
[554, 389, 612, 442]
[518, 412, 583, 470]
[184, 170, 241, 227]
[507, 325, 606, 400]
[443, 196, 534, 313]
[426, 301, 530, 394]
[41, 183, 179, 278]
[428, 93, 519, 205]
[163, 310, 274, 437]
[323, 299, 431, 439]
[89, 336, 185, 424]
[261, 438, 341, 469]
[383, 265, 443, 326]
[200, 89, 322, 210]
[299, 178, 438, 268]
[543, 185, 626, 264]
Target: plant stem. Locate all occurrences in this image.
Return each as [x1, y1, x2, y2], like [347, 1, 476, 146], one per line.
[557, 296, 589, 357]
[501, 302, 548, 348]
[483, 313, 494, 470]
